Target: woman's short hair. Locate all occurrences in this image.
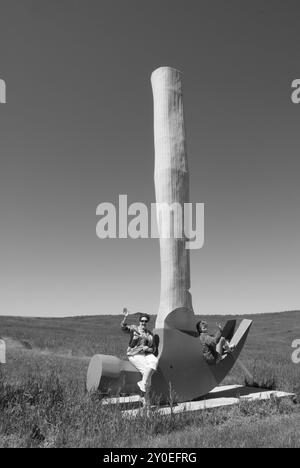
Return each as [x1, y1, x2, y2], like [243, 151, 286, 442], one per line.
[196, 320, 207, 334]
[138, 313, 150, 322]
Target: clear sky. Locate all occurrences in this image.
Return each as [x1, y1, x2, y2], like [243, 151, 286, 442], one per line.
[0, 0, 299, 317]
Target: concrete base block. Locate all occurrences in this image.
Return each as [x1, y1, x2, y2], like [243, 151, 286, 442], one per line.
[108, 385, 296, 417]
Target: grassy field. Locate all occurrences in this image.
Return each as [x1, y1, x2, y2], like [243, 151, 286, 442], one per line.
[0, 311, 300, 447]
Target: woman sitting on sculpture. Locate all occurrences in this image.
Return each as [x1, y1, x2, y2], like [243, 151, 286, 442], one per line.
[196, 320, 235, 365]
[121, 308, 158, 394]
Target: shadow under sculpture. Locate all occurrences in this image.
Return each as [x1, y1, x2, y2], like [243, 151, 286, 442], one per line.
[86, 67, 252, 403]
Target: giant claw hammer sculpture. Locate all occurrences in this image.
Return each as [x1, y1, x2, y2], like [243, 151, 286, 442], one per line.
[87, 67, 252, 402]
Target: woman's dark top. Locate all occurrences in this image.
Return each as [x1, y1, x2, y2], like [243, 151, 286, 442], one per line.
[199, 329, 222, 365]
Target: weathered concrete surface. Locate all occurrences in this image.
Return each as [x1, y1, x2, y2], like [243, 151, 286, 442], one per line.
[86, 67, 253, 402]
[150, 67, 252, 401]
[151, 318, 252, 402]
[121, 385, 295, 417]
[151, 67, 193, 332]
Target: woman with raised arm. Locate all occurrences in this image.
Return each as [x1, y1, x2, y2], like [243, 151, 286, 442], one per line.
[121, 308, 158, 394]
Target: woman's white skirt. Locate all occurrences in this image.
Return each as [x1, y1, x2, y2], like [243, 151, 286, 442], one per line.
[128, 353, 158, 374]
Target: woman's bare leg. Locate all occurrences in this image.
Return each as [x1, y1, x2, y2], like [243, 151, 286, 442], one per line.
[216, 337, 227, 355]
[216, 337, 234, 356]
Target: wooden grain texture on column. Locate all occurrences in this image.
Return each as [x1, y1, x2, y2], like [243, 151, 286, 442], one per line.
[86, 68, 253, 401]
[151, 67, 194, 331]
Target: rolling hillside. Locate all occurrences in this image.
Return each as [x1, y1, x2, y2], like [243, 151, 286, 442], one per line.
[0, 310, 299, 447]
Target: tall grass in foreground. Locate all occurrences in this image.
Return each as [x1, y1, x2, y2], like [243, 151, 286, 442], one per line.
[1, 311, 300, 446]
[0, 369, 298, 448]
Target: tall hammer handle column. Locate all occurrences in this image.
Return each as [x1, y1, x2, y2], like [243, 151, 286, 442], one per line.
[151, 67, 194, 330]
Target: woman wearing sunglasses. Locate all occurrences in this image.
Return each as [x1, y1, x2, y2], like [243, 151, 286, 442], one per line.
[121, 308, 158, 394]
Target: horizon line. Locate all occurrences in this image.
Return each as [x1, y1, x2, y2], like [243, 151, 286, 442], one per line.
[0, 309, 299, 320]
